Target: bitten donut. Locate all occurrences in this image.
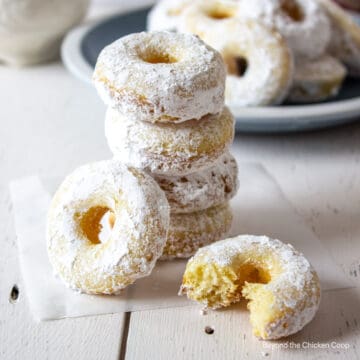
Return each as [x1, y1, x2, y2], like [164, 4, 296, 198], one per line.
[288, 54, 346, 103]
[317, 0, 360, 76]
[47, 160, 170, 294]
[203, 19, 294, 106]
[238, 0, 331, 59]
[93, 31, 226, 124]
[105, 107, 235, 176]
[180, 235, 321, 340]
[154, 152, 238, 214]
[147, 0, 192, 31]
[161, 203, 233, 260]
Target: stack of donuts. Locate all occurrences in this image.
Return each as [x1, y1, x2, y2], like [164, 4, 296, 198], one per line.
[93, 31, 238, 260]
[46, 31, 322, 340]
[148, 0, 360, 105]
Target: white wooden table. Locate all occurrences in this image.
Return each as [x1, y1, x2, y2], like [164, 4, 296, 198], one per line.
[1, 4, 360, 360]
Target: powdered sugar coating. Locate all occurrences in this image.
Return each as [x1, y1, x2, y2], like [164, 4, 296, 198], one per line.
[47, 160, 170, 294]
[147, 0, 192, 31]
[288, 54, 346, 102]
[93, 31, 226, 124]
[105, 107, 235, 176]
[160, 203, 233, 260]
[317, 0, 360, 76]
[203, 19, 294, 106]
[181, 234, 321, 339]
[154, 152, 239, 214]
[238, 0, 331, 59]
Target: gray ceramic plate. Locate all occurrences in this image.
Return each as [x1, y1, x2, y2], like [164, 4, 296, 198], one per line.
[61, 7, 360, 133]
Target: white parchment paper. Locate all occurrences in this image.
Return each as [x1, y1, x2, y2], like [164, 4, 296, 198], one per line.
[9, 163, 352, 321]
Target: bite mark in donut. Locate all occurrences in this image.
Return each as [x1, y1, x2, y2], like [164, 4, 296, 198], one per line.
[180, 235, 321, 339]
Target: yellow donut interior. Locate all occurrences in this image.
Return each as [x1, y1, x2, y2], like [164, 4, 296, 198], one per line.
[182, 250, 284, 338]
[75, 206, 111, 245]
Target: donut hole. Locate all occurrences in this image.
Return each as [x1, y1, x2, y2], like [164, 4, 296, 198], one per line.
[224, 55, 248, 77]
[280, 0, 304, 22]
[205, 4, 236, 20]
[139, 49, 178, 64]
[78, 206, 115, 245]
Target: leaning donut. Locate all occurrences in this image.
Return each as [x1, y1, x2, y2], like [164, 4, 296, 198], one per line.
[317, 0, 360, 76]
[161, 203, 233, 260]
[288, 54, 346, 103]
[180, 235, 321, 340]
[200, 19, 294, 106]
[154, 152, 239, 214]
[105, 107, 235, 176]
[47, 160, 170, 294]
[93, 31, 226, 124]
[238, 0, 331, 59]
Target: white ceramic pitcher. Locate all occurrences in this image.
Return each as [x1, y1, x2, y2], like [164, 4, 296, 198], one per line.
[0, 0, 90, 66]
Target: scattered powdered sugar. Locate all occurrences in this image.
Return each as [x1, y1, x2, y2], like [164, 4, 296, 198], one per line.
[200, 307, 208, 316]
[47, 160, 170, 294]
[238, 0, 331, 59]
[93, 31, 226, 123]
[154, 152, 239, 214]
[183, 234, 321, 339]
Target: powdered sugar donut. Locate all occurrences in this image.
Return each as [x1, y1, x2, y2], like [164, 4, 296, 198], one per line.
[105, 107, 234, 176]
[147, 0, 192, 31]
[203, 19, 294, 106]
[47, 160, 170, 294]
[179, 0, 241, 38]
[93, 31, 226, 124]
[154, 152, 238, 214]
[161, 203, 233, 260]
[238, 0, 331, 59]
[288, 54, 346, 103]
[180, 235, 321, 340]
[317, 0, 360, 76]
